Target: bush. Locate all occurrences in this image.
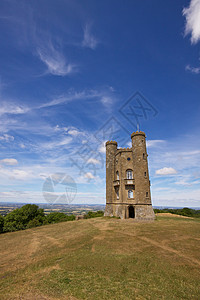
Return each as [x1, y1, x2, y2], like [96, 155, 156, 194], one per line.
[0, 215, 4, 233]
[84, 210, 104, 219]
[46, 212, 75, 224]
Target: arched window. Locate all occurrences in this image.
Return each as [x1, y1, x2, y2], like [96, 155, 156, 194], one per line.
[116, 188, 119, 199]
[116, 171, 119, 180]
[128, 190, 133, 198]
[126, 169, 133, 179]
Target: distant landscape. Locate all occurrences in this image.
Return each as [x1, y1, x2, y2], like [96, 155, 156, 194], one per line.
[0, 202, 106, 217]
[1, 202, 200, 217]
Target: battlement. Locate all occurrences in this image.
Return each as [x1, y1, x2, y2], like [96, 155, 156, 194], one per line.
[131, 131, 146, 138]
[106, 141, 118, 146]
[116, 148, 132, 153]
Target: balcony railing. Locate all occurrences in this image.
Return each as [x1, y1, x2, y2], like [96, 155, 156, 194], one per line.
[124, 179, 135, 185]
[113, 180, 120, 186]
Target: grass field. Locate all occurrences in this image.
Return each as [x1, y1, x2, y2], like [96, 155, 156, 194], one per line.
[0, 215, 200, 299]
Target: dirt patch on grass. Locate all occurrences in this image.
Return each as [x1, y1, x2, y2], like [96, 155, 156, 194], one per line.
[1, 217, 200, 300]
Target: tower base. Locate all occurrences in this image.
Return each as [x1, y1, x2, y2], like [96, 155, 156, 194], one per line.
[104, 203, 155, 220]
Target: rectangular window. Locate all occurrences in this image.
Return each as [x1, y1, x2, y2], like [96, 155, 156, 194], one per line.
[146, 192, 148, 197]
[128, 190, 133, 198]
[144, 172, 147, 177]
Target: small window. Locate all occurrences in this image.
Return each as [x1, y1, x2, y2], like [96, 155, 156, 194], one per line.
[127, 157, 131, 161]
[128, 190, 133, 198]
[126, 169, 133, 179]
[116, 171, 119, 180]
[144, 171, 147, 177]
[146, 192, 148, 197]
[143, 153, 145, 159]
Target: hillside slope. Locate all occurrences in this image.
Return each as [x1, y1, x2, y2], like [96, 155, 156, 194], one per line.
[0, 215, 200, 299]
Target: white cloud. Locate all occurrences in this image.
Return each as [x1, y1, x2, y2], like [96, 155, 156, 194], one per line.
[146, 140, 165, 148]
[84, 172, 95, 179]
[0, 168, 32, 181]
[87, 158, 100, 165]
[68, 129, 81, 136]
[0, 134, 14, 142]
[174, 179, 192, 186]
[1, 158, 18, 165]
[183, 0, 200, 44]
[155, 167, 177, 175]
[41, 136, 73, 150]
[19, 143, 25, 149]
[82, 24, 98, 50]
[101, 96, 112, 106]
[99, 141, 106, 153]
[186, 64, 200, 74]
[11, 169, 29, 180]
[37, 40, 77, 76]
[0, 102, 29, 116]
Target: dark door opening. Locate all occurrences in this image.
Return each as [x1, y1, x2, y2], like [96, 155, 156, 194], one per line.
[129, 206, 135, 218]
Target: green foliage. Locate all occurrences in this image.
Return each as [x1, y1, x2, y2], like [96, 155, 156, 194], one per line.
[84, 210, 104, 219]
[0, 215, 4, 233]
[154, 207, 200, 218]
[46, 212, 75, 224]
[1, 205, 76, 233]
[3, 204, 45, 232]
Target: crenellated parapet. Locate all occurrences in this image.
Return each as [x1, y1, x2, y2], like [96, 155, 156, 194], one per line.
[104, 131, 155, 221]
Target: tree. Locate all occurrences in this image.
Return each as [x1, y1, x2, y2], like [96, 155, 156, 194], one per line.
[3, 204, 45, 232]
[46, 212, 72, 224]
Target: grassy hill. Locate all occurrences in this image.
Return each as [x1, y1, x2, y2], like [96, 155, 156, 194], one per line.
[0, 215, 200, 300]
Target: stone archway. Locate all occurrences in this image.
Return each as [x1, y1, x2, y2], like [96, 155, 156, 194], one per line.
[129, 206, 135, 218]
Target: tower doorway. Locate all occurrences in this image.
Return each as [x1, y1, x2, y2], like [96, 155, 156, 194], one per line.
[129, 206, 135, 218]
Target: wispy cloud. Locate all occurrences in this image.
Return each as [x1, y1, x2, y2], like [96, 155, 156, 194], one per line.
[0, 134, 14, 142]
[87, 158, 100, 165]
[36, 40, 77, 76]
[82, 24, 99, 50]
[0, 158, 18, 165]
[185, 64, 200, 74]
[183, 0, 200, 44]
[39, 88, 115, 109]
[146, 140, 165, 148]
[0, 102, 29, 116]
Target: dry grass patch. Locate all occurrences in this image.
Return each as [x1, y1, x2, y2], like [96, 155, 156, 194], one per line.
[0, 216, 200, 299]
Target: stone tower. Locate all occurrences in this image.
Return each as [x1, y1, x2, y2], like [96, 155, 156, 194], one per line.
[104, 131, 155, 220]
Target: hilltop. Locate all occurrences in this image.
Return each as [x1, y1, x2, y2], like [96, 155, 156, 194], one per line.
[0, 215, 200, 299]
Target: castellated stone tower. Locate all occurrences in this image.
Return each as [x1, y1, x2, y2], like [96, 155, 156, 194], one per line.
[104, 131, 155, 220]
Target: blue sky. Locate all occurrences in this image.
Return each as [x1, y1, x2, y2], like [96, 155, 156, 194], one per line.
[0, 0, 200, 207]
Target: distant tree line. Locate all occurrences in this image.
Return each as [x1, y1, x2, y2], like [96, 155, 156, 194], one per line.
[154, 207, 200, 218]
[0, 204, 105, 234]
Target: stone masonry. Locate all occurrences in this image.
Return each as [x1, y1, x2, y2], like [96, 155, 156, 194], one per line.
[104, 131, 155, 220]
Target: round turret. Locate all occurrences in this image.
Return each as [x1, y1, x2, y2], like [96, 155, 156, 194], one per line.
[106, 141, 118, 146]
[131, 131, 146, 139]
